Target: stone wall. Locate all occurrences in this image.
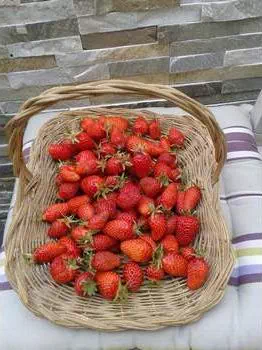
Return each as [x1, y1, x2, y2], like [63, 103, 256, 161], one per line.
[1, 0, 262, 230]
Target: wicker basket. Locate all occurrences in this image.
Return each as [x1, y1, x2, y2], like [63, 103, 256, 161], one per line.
[5, 80, 234, 331]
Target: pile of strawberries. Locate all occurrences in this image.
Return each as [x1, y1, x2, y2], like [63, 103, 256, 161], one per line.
[31, 115, 209, 301]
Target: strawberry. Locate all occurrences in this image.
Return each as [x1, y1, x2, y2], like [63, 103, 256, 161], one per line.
[181, 247, 196, 261]
[120, 238, 153, 263]
[103, 219, 135, 241]
[67, 195, 90, 214]
[55, 173, 64, 186]
[137, 196, 155, 217]
[168, 127, 185, 147]
[187, 257, 209, 290]
[115, 210, 137, 224]
[88, 212, 109, 230]
[57, 182, 79, 200]
[159, 183, 178, 210]
[74, 272, 97, 297]
[131, 153, 153, 178]
[91, 251, 121, 271]
[162, 253, 188, 277]
[75, 150, 97, 163]
[50, 253, 78, 284]
[59, 165, 80, 183]
[159, 136, 171, 152]
[140, 234, 157, 251]
[99, 116, 128, 132]
[148, 214, 167, 241]
[47, 219, 70, 239]
[146, 141, 164, 157]
[110, 127, 126, 148]
[105, 157, 123, 175]
[183, 186, 201, 213]
[81, 119, 105, 141]
[90, 234, 118, 251]
[146, 265, 165, 281]
[80, 117, 95, 132]
[126, 135, 148, 153]
[75, 132, 95, 151]
[117, 182, 141, 210]
[176, 216, 200, 246]
[161, 235, 179, 254]
[154, 162, 173, 180]
[98, 141, 116, 156]
[71, 226, 94, 244]
[166, 215, 177, 235]
[94, 197, 117, 219]
[132, 116, 149, 136]
[176, 191, 185, 214]
[158, 152, 176, 169]
[139, 177, 162, 198]
[48, 142, 74, 161]
[42, 203, 70, 222]
[75, 158, 98, 176]
[81, 175, 104, 197]
[149, 120, 161, 139]
[95, 271, 121, 300]
[104, 175, 119, 188]
[123, 262, 144, 292]
[33, 242, 66, 264]
[77, 203, 95, 221]
[170, 168, 181, 182]
[59, 236, 81, 257]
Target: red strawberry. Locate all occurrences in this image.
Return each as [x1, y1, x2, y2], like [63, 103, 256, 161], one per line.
[99, 116, 129, 132]
[161, 235, 179, 254]
[146, 265, 165, 281]
[166, 215, 177, 235]
[162, 253, 188, 277]
[146, 141, 164, 157]
[33, 242, 66, 264]
[132, 116, 149, 135]
[176, 191, 185, 214]
[75, 132, 95, 151]
[104, 175, 119, 188]
[55, 173, 64, 186]
[98, 142, 116, 156]
[95, 271, 121, 300]
[115, 210, 137, 224]
[187, 257, 209, 290]
[91, 234, 118, 251]
[168, 127, 185, 147]
[103, 219, 135, 241]
[47, 219, 70, 239]
[120, 238, 153, 263]
[181, 247, 196, 261]
[105, 157, 123, 175]
[159, 136, 171, 152]
[123, 262, 144, 292]
[81, 175, 104, 197]
[137, 196, 155, 217]
[58, 182, 79, 200]
[48, 142, 74, 161]
[74, 272, 97, 297]
[43, 203, 70, 222]
[77, 203, 95, 221]
[140, 234, 157, 251]
[81, 119, 105, 141]
[149, 119, 161, 139]
[59, 165, 80, 183]
[67, 195, 90, 214]
[75, 158, 98, 176]
[176, 216, 200, 246]
[94, 197, 117, 219]
[59, 236, 81, 257]
[159, 183, 178, 210]
[148, 214, 167, 241]
[158, 152, 176, 169]
[80, 117, 95, 132]
[110, 127, 126, 148]
[126, 135, 148, 153]
[170, 168, 181, 182]
[91, 251, 121, 271]
[71, 226, 94, 244]
[50, 253, 78, 284]
[183, 186, 202, 213]
[154, 162, 172, 180]
[139, 177, 162, 198]
[117, 182, 141, 210]
[131, 153, 153, 178]
[75, 150, 97, 163]
[88, 212, 109, 230]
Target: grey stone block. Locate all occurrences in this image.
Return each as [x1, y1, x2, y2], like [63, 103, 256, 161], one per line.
[0, 56, 56, 73]
[56, 43, 168, 67]
[81, 27, 157, 50]
[0, 0, 75, 26]
[202, 0, 262, 22]
[8, 68, 71, 89]
[196, 90, 260, 105]
[73, 0, 94, 16]
[0, 0, 20, 5]
[0, 178, 15, 192]
[0, 45, 8, 58]
[158, 17, 262, 43]
[170, 53, 223, 73]
[174, 81, 222, 97]
[109, 57, 169, 77]
[224, 47, 262, 67]
[170, 33, 262, 56]
[64, 64, 110, 82]
[0, 101, 22, 114]
[0, 74, 10, 88]
[0, 86, 49, 102]
[222, 77, 262, 94]
[7, 36, 82, 57]
[21, 0, 49, 2]
[0, 144, 8, 157]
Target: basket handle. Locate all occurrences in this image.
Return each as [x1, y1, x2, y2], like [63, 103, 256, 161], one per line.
[5, 79, 226, 184]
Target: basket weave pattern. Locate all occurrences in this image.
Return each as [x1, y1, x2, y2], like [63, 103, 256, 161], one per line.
[5, 81, 234, 330]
